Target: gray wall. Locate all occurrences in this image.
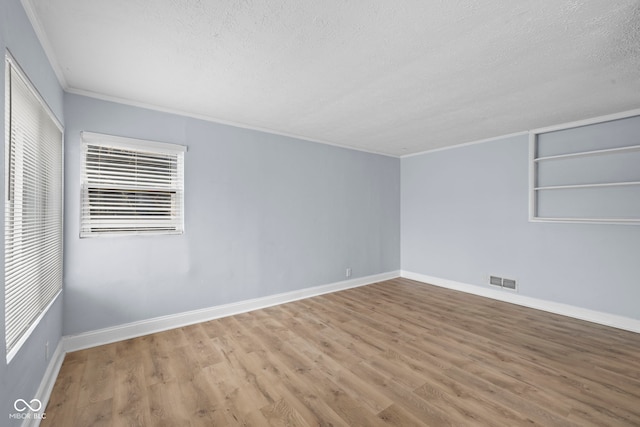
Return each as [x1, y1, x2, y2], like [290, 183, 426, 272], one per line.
[1, 0, 65, 424]
[401, 134, 640, 320]
[63, 93, 401, 335]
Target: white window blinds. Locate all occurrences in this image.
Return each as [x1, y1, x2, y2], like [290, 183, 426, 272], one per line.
[5, 55, 63, 359]
[80, 132, 186, 237]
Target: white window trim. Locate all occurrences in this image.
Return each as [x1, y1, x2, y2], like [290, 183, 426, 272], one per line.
[80, 131, 187, 237]
[6, 290, 62, 363]
[81, 131, 187, 155]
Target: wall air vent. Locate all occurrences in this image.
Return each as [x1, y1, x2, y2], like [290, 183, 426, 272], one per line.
[489, 276, 503, 287]
[489, 275, 518, 291]
[502, 278, 517, 290]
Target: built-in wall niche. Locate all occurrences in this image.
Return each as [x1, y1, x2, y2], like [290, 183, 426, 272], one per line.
[529, 111, 640, 224]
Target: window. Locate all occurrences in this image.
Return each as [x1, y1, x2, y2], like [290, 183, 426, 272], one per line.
[4, 54, 63, 360]
[80, 132, 186, 237]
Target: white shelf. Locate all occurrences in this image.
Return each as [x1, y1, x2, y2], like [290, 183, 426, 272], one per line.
[531, 217, 640, 224]
[529, 113, 640, 224]
[534, 181, 640, 191]
[534, 144, 640, 162]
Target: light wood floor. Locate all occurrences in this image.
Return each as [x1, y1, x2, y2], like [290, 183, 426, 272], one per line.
[43, 278, 640, 426]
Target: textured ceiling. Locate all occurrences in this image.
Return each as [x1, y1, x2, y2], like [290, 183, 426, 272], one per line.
[24, 0, 640, 156]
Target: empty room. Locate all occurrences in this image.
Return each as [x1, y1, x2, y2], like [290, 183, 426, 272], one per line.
[2, 0, 640, 426]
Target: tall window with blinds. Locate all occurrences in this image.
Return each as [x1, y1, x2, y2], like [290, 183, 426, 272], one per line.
[80, 132, 186, 237]
[4, 55, 63, 360]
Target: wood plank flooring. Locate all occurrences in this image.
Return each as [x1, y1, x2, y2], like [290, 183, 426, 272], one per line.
[42, 278, 640, 426]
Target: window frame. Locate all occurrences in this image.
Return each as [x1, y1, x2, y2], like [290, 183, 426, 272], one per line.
[80, 131, 186, 237]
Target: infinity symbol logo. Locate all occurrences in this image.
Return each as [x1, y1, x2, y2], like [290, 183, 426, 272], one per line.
[14, 399, 42, 412]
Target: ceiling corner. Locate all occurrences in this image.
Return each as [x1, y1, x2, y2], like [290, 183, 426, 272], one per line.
[20, 0, 69, 90]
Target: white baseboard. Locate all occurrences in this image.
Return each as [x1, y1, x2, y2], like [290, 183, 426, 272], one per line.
[23, 340, 65, 427]
[64, 270, 400, 352]
[401, 270, 640, 334]
[29, 268, 639, 425]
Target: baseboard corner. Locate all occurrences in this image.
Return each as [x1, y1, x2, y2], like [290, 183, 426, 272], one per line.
[24, 339, 65, 427]
[64, 270, 401, 352]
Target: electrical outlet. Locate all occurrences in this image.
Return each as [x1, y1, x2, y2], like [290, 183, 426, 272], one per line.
[345, 267, 352, 278]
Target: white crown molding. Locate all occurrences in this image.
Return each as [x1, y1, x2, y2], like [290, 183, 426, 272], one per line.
[20, 0, 69, 89]
[19, 0, 640, 160]
[63, 270, 401, 352]
[401, 271, 640, 334]
[400, 131, 529, 158]
[65, 87, 399, 159]
[530, 108, 640, 134]
[21, 0, 397, 160]
[401, 108, 640, 159]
